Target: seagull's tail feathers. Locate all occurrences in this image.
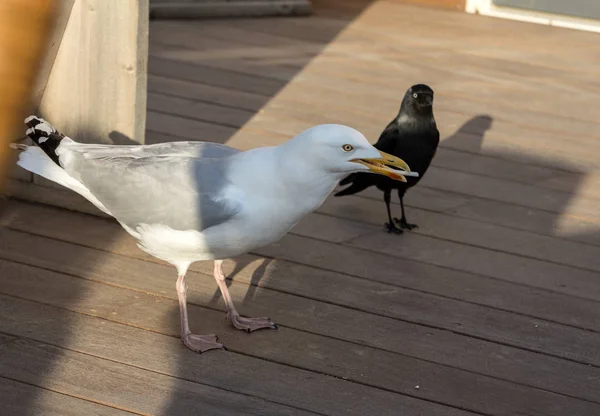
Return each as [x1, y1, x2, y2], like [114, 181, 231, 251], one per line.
[10, 116, 113, 217]
[334, 173, 374, 197]
[22, 115, 68, 166]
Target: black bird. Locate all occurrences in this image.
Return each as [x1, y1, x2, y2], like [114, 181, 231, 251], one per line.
[334, 84, 439, 234]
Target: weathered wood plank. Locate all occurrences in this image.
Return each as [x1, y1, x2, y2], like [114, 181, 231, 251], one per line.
[0, 334, 15, 344]
[147, 92, 255, 128]
[150, 19, 318, 50]
[0, 337, 316, 416]
[315, 196, 600, 272]
[2, 178, 109, 217]
[149, 57, 283, 96]
[418, 167, 600, 221]
[445, 198, 600, 247]
[145, 111, 284, 149]
[0, 294, 473, 416]
[4, 200, 600, 337]
[3, 204, 600, 398]
[1, 262, 598, 415]
[148, 41, 306, 80]
[265, 227, 600, 305]
[146, 111, 237, 144]
[149, 41, 600, 134]
[330, 187, 600, 249]
[148, 20, 600, 130]
[148, 75, 269, 111]
[0, 376, 133, 416]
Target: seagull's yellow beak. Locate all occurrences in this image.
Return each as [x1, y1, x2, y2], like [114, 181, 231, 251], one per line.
[351, 150, 417, 182]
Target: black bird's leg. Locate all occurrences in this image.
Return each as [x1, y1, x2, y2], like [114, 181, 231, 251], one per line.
[394, 190, 418, 230]
[384, 189, 402, 234]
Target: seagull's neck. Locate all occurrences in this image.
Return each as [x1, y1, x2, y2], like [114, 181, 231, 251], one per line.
[232, 145, 341, 215]
[278, 148, 340, 209]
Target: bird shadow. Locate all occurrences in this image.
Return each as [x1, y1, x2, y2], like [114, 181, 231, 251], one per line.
[442, 114, 493, 152]
[436, 114, 596, 245]
[207, 256, 273, 307]
[109, 130, 140, 145]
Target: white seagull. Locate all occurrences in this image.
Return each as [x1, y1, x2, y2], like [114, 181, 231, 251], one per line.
[11, 116, 416, 353]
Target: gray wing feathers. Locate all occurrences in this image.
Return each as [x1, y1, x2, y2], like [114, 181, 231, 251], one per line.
[63, 148, 241, 232]
[60, 141, 240, 161]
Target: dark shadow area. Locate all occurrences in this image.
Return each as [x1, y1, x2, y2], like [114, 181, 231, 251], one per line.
[109, 130, 140, 145]
[441, 115, 494, 152]
[0, 124, 127, 415]
[207, 256, 273, 307]
[438, 115, 593, 244]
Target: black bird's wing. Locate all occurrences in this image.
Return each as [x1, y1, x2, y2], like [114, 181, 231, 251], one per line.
[334, 121, 397, 196]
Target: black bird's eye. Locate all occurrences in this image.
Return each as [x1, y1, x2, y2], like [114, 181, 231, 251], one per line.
[413, 93, 418, 98]
[342, 144, 354, 152]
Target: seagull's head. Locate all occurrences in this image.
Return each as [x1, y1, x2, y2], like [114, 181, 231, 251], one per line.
[285, 124, 415, 182]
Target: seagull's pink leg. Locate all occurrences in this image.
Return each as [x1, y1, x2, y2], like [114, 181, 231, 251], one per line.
[176, 264, 224, 353]
[213, 260, 277, 332]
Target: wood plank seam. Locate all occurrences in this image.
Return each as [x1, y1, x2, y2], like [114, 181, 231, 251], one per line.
[149, 89, 265, 113]
[1, 238, 598, 372]
[2, 275, 597, 413]
[0, 291, 479, 416]
[144, 74, 594, 178]
[337, 215, 600, 276]
[3, 224, 600, 410]
[5, 207, 600, 326]
[344, 191, 600, 248]
[7, 193, 600, 317]
[6, 218, 600, 325]
[0, 335, 324, 416]
[0, 375, 143, 415]
[146, 37, 600, 132]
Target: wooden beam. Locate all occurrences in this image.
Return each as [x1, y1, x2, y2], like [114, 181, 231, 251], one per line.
[30, 0, 76, 111]
[0, 0, 58, 192]
[38, 0, 149, 146]
[3, 0, 149, 210]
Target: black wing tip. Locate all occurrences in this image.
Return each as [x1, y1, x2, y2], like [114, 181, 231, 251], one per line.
[23, 115, 64, 165]
[25, 115, 51, 130]
[24, 115, 64, 142]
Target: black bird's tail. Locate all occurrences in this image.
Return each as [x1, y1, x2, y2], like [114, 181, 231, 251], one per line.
[23, 116, 66, 166]
[334, 173, 375, 197]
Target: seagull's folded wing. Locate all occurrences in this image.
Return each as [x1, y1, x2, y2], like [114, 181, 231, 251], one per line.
[58, 141, 243, 232]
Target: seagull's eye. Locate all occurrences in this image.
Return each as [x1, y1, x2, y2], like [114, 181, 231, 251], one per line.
[413, 93, 418, 99]
[341, 144, 354, 152]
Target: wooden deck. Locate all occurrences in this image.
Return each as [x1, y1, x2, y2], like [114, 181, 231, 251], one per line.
[2, 0, 600, 414]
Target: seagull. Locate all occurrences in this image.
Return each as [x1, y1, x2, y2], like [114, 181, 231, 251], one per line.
[11, 116, 417, 353]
